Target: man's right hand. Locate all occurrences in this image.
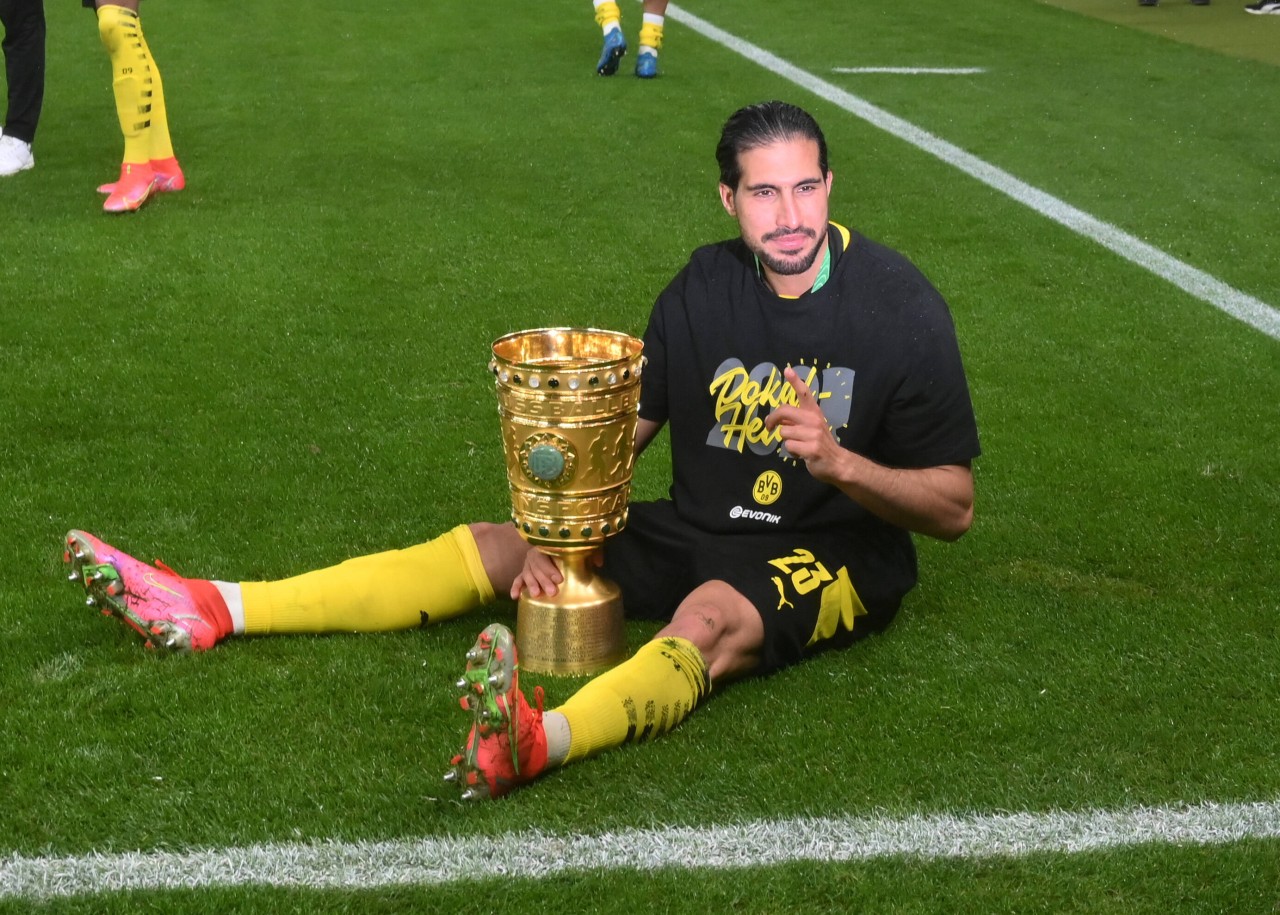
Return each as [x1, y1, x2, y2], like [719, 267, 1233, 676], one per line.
[510, 548, 565, 600]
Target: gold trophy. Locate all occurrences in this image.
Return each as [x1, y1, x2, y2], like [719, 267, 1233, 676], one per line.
[490, 327, 645, 675]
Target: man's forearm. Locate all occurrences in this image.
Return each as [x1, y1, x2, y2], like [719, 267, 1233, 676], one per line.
[825, 454, 974, 541]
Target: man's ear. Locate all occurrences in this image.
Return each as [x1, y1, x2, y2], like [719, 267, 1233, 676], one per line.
[718, 183, 736, 217]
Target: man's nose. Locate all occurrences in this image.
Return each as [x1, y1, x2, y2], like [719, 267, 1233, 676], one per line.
[777, 192, 799, 227]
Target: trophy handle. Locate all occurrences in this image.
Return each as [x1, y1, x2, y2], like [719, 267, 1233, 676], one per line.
[515, 549, 627, 675]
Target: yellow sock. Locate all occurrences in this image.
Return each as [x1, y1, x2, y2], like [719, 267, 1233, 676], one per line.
[97, 5, 151, 165]
[558, 637, 710, 764]
[135, 31, 175, 161]
[239, 525, 494, 634]
[593, 0, 622, 32]
[638, 19, 664, 52]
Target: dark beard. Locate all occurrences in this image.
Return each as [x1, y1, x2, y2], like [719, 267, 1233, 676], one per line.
[755, 230, 823, 277]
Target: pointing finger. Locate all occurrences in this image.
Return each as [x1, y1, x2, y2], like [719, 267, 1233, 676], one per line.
[784, 366, 817, 408]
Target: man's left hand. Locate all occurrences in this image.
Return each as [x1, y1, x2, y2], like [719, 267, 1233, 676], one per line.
[764, 366, 845, 484]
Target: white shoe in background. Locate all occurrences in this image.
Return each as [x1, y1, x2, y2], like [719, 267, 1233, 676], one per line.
[0, 134, 35, 176]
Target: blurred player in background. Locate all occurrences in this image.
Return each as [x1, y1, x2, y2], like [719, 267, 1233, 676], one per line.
[592, 0, 668, 78]
[0, 0, 44, 176]
[86, 0, 183, 212]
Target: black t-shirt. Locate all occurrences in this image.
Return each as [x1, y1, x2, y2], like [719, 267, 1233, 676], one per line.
[639, 223, 980, 557]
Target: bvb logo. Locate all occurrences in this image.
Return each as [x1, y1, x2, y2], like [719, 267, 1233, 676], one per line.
[752, 470, 782, 506]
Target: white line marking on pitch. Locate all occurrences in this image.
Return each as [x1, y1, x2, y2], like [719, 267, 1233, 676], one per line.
[834, 67, 987, 75]
[5, 800, 1280, 900]
[668, 4, 1280, 341]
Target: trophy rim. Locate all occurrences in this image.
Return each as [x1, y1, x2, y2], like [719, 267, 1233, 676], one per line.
[491, 327, 643, 370]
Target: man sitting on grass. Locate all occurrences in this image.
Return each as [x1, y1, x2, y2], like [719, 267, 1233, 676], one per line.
[65, 100, 981, 801]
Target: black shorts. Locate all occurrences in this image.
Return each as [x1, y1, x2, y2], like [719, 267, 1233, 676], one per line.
[601, 500, 907, 675]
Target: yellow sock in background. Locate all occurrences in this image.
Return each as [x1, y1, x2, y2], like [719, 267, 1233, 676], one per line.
[593, 0, 622, 33]
[638, 17, 664, 53]
[239, 525, 494, 634]
[135, 31, 174, 161]
[97, 5, 152, 164]
[558, 637, 710, 764]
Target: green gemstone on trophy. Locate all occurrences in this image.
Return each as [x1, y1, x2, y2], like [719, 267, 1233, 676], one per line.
[527, 443, 566, 482]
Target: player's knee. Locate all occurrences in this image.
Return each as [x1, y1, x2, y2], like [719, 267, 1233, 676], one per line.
[665, 581, 763, 680]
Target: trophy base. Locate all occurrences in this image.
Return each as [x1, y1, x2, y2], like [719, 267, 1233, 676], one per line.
[515, 551, 626, 676]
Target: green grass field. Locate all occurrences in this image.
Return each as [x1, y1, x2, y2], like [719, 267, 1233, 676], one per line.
[1042, 0, 1280, 67]
[2, 0, 1279, 910]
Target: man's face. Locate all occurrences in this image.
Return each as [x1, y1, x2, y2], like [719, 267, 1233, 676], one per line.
[719, 137, 833, 284]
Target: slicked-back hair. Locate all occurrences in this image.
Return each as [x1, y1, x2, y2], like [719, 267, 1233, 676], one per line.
[715, 101, 830, 191]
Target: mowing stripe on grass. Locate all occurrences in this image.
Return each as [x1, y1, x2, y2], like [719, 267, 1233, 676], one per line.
[832, 67, 987, 75]
[5, 800, 1280, 900]
[667, 4, 1280, 342]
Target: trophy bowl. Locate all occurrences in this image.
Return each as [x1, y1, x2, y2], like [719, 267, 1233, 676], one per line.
[490, 328, 645, 675]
